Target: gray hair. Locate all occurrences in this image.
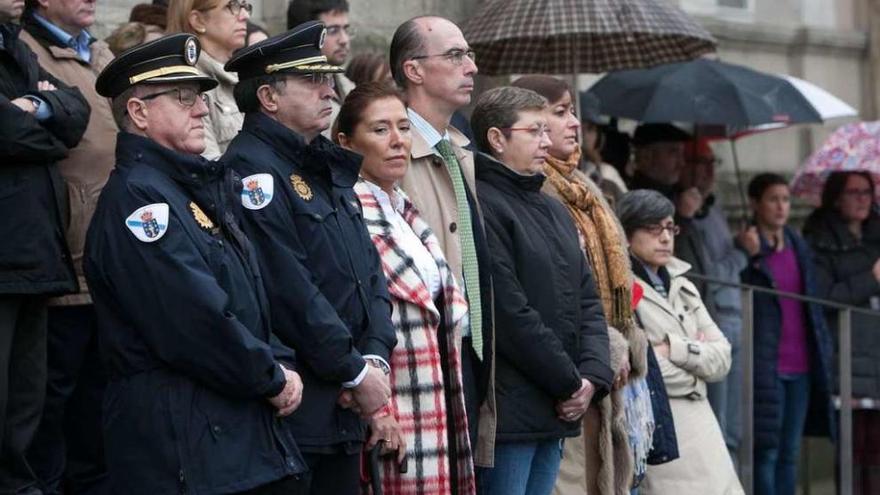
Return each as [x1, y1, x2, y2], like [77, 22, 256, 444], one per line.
[470, 86, 547, 154]
[111, 85, 143, 131]
[616, 189, 675, 237]
[389, 17, 427, 89]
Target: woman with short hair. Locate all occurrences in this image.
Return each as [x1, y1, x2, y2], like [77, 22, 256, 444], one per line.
[336, 82, 476, 495]
[617, 189, 741, 495]
[166, 0, 251, 158]
[471, 85, 613, 495]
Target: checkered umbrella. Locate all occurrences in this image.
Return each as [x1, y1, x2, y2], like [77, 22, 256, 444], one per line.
[462, 0, 716, 75]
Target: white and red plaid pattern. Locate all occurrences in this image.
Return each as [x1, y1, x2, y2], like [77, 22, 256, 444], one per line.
[355, 181, 476, 495]
[462, 0, 716, 75]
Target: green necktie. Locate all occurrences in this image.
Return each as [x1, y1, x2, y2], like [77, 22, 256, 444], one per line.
[435, 139, 483, 360]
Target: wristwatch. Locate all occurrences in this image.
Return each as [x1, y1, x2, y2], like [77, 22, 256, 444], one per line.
[24, 96, 41, 113]
[687, 342, 701, 356]
[366, 357, 390, 376]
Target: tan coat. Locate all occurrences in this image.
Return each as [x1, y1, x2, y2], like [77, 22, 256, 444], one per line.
[398, 127, 496, 468]
[20, 31, 116, 305]
[546, 171, 648, 495]
[634, 258, 743, 495]
[197, 52, 242, 159]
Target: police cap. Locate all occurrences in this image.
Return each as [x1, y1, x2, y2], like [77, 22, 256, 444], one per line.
[225, 21, 344, 81]
[95, 33, 218, 98]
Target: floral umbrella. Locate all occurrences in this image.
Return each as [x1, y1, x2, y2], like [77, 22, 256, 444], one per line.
[792, 121, 880, 205]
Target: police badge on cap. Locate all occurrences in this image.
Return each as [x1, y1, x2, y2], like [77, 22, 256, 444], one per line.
[184, 37, 199, 66]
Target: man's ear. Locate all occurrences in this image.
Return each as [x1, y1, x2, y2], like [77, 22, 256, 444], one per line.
[35, 0, 51, 13]
[337, 132, 352, 149]
[402, 59, 423, 86]
[126, 97, 149, 131]
[255, 84, 277, 113]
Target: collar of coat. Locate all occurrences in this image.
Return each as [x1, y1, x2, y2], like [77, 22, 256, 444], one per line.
[241, 111, 361, 188]
[475, 151, 545, 194]
[354, 178, 468, 326]
[803, 208, 880, 252]
[633, 256, 699, 315]
[197, 50, 238, 86]
[410, 118, 471, 160]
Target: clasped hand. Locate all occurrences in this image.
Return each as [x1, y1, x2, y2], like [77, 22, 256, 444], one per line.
[268, 366, 303, 417]
[337, 365, 391, 417]
[556, 378, 595, 422]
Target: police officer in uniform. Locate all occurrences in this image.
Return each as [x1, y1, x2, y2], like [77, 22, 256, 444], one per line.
[85, 34, 307, 494]
[222, 22, 397, 494]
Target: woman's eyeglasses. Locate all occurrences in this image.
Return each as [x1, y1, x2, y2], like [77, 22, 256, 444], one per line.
[224, 0, 253, 16]
[500, 124, 550, 139]
[640, 224, 680, 237]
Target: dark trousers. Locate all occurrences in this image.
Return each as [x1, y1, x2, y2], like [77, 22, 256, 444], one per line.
[0, 296, 48, 494]
[233, 476, 307, 495]
[27, 305, 108, 495]
[302, 451, 360, 495]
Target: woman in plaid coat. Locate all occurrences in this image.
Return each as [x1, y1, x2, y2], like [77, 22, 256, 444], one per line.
[337, 82, 477, 495]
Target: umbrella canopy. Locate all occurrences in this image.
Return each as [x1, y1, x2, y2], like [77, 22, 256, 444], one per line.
[462, 0, 716, 75]
[587, 58, 827, 126]
[792, 121, 880, 204]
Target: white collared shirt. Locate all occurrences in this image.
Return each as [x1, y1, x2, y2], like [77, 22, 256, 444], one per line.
[365, 181, 441, 299]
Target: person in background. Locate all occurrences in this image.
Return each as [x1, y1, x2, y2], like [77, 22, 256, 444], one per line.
[338, 82, 477, 495]
[740, 173, 835, 495]
[578, 91, 627, 205]
[512, 74, 649, 495]
[471, 85, 612, 495]
[286, 0, 354, 138]
[0, 0, 89, 490]
[345, 51, 392, 87]
[18, 0, 116, 491]
[389, 14, 496, 469]
[105, 21, 163, 54]
[129, 1, 166, 31]
[802, 170, 880, 495]
[601, 120, 633, 187]
[245, 20, 267, 46]
[617, 189, 740, 495]
[678, 139, 756, 463]
[222, 23, 396, 494]
[166, 0, 251, 158]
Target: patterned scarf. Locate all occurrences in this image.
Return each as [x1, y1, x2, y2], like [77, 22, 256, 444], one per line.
[543, 148, 633, 328]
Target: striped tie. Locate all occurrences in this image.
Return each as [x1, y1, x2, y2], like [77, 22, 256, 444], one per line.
[435, 139, 483, 360]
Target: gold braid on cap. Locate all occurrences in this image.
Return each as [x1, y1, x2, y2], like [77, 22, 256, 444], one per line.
[265, 56, 329, 74]
[129, 66, 200, 84]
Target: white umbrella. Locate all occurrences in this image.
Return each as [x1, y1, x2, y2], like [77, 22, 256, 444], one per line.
[782, 75, 858, 121]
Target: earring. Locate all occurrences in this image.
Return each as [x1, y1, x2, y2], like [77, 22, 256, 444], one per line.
[197, 28, 206, 33]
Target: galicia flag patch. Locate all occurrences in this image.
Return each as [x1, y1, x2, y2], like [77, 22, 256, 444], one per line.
[241, 173, 274, 210]
[125, 203, 169, 242]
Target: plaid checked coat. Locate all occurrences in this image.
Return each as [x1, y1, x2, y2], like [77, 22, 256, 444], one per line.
[355, 180, 477, 495]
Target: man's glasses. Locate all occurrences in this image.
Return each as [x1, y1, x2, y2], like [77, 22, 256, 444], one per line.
[139, 87, 206, 108]
[411, 48, 476, 66]
[294, 73, 336, 89]
[500, 124, 550, 139]
[224, 0, 252, 16]
[640, 223, 680, 237]
[325, 24, 356, 38]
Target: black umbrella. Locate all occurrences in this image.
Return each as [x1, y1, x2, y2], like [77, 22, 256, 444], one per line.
[587, 58, 824, 126]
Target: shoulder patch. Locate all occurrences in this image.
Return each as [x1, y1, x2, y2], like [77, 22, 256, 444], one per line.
[125, 203, 169, 242]
[241, 173, 274, 210]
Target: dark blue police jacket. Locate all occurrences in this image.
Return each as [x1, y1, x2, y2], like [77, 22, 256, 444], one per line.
[84, 132, 304, 494]
[223, 112, 396, 449]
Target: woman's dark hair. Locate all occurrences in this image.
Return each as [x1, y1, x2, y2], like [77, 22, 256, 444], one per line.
[286, 0, 349, 29]
[511, 75, 571, 106]
[345, 52, 391, 87]
[616, 189, 675, 237]
[245, 21, 268, 47]
[333, 82, 405, 140]
[747, 173, 789, 201]
[821, 171, 875, 212]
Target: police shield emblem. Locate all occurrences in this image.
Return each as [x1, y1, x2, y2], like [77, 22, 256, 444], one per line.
[240, 174, 274, 210]
[125, 203, 169, 243]
[290, 174, 313, 201]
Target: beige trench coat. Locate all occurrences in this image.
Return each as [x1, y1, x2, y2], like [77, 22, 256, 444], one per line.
[635, 257, 743, 495]
[397, 127, 496, 468]
[20, 32, 116, 305]
[197, 52, 243, 160]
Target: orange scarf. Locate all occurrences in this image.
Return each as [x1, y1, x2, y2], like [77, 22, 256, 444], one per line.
[543, 149, 632, 328]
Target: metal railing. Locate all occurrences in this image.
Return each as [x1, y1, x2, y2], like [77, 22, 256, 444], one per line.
[684, 272, 880, 495]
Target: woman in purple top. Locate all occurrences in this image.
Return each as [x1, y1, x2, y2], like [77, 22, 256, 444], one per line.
[739, 173, 835, 495]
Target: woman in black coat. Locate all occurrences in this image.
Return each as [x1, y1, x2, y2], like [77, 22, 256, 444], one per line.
[803, 171, 880, 494]
[470, 86, 613, 495]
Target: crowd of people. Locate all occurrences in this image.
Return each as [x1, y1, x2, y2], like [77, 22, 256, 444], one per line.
[2, 0, 880, 494]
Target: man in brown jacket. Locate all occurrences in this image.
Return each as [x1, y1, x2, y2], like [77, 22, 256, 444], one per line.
[19, 0, 115, 491]
[389, 15, 497, 469]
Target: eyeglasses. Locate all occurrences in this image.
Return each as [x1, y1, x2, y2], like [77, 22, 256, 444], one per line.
[411, 48, 476, 66]
[325, 24, 356, 38]
[139, 87, 206, 108]
[500, 124, 550, 139]
[224, 0, 252, 16]
[293, 73, 336, 89]
[639, 223, 680, 237]
[842, 189, 873, 199]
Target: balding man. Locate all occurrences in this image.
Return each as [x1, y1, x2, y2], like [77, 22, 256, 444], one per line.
[390, 15, 496, 468]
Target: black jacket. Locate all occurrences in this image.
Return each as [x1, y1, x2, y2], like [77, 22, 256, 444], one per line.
[223, 112, 396, 449]
[475, 152, 612, 441]
[803, 209, 880, 399]
[0, 22, 87, 296]
[84, 133, 304, 494]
